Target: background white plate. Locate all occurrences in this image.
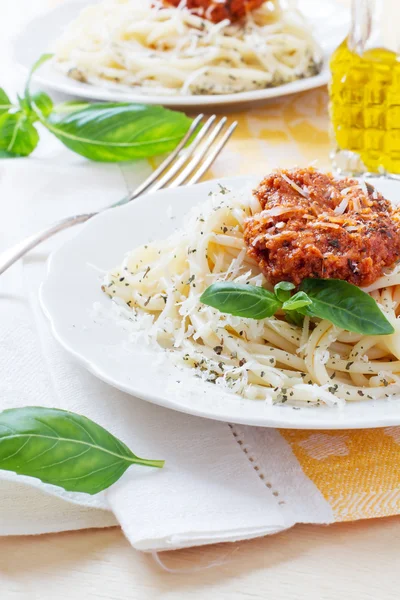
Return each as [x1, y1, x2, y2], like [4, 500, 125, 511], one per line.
[14, 0, 349, 109]
[41, 175, 400, 429]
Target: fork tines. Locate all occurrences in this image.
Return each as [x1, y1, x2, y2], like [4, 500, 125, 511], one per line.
[129, 114, 238, 201]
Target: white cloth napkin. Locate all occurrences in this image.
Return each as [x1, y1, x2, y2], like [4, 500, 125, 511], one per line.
[0, 161, 333, 551]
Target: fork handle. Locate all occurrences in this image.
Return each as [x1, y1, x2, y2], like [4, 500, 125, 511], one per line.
[0, 213, 95, 275]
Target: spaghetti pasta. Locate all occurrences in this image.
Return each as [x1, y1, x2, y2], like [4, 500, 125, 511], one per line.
[54, 0, 322, 96]
[102, 184, 400, 408]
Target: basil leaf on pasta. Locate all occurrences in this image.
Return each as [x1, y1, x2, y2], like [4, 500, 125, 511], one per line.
[284, 310, 305, 327]
[274, 281, 295, 303]
[282, 291, 311, 312]
[200, 282, 281, 320]
[300, 278, 394, 336]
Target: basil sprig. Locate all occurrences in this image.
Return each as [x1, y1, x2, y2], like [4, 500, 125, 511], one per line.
[0, 407, 163, 495]
[200, 278, 394, 336]
[0, 54, 192, 161]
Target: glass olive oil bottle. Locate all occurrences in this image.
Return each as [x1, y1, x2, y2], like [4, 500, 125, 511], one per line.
[329, 0, 400, 176]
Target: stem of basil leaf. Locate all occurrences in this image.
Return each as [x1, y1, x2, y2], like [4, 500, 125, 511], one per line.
[24, 53, 54, 110]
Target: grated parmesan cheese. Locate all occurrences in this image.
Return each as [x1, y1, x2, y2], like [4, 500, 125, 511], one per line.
[281, 173, 310, 198]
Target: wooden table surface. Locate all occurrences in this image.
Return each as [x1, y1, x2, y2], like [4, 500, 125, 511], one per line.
[2, 518, 400, 599]
[3, 1, 400, 599]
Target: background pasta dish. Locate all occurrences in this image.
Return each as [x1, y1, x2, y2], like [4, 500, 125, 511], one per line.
[54, 0, 322, 96]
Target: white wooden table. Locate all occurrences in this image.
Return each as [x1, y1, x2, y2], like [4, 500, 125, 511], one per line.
[2, 518, 400, 599]
[3, 1, 399, 598]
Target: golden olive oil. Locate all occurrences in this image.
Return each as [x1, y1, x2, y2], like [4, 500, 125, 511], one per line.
[329, 39, 400, 175]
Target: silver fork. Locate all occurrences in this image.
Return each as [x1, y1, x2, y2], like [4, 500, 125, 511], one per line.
[0, 114, 237, 275]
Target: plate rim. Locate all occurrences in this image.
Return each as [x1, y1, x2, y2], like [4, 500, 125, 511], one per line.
[40, 176, 400, 430]
[13, 0, 348, 108]
[29, 69, 330, 108]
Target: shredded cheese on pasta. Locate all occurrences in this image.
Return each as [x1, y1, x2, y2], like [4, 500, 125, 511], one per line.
[102, 185, 400, 407]
[54, 0, 322, 96]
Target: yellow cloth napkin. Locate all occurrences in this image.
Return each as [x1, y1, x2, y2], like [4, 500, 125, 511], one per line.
[281, 428, 400, 521]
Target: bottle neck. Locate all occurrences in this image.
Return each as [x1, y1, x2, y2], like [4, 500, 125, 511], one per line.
[349, 0, 400, 54]
[349, 0, 373, 54]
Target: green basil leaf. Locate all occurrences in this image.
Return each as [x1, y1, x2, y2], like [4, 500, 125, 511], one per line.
[0, 149, 19, 159]
[53, 100, 91, 115]
[282, 291, 312, 312]
[284, 310, 305, 327]
[43, 103, 193, 162]
[28, 53, 54, 76]
[300, 278, 395, 335]
[0, 112, 39, 157]
[24, 53, 53, 106]
[0, 88, 12, 115]
[0, 407, 164, 495]
[31, 91, 53, 118]
[274, 281, 295, 303]
[18, 94, 30, 113]
[200, 282, 281, 320]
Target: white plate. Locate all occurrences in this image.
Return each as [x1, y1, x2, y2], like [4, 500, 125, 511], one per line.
[14, 0, 349, 109]
[41, 176, 400, 429]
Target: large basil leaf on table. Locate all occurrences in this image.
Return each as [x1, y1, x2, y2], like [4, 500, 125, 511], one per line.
[44, 103, 193, 162]
[0, 407, 164, 494]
